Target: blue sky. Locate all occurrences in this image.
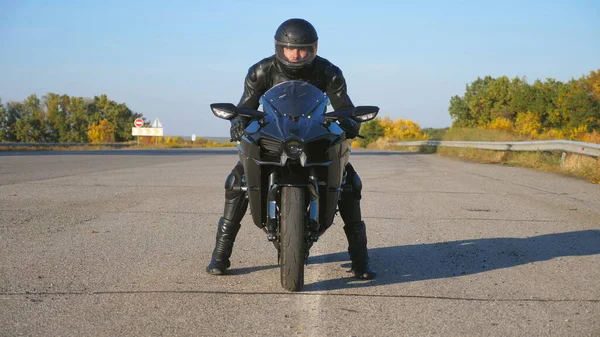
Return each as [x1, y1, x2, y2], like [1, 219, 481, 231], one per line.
[1, 0, 598, 136]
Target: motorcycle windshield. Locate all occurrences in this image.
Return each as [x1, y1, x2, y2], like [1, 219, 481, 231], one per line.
[257, 81, 335, 142]
[262, 81, 326, 118]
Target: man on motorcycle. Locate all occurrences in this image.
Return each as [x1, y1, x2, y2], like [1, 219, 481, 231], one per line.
[206, 18, 376, 280]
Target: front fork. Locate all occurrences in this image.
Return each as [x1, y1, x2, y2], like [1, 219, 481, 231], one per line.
[265, 172, 278, 241]
[265, 169, 321, 260]
[307, 174, 320, 242]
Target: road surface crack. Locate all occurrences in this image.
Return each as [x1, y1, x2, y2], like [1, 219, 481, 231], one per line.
[2, 290, 599, 303]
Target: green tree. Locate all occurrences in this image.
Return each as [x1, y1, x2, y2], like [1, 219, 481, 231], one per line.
[57, 95, 73, 142]
[63, 97, 90, 142]
[91, 94, 139, 141]
[14, 95, 49, 142]
[448, 95, 471, 127]
[508, 76, 530, 117]
[0, 99, 7, 141]
[357, 118, 384, 147]
[536, 79, 566, 129]
[43, 93, 66, 142]
[464, 76, 495, 126]
[487, 76, 512, 119]
[5, 101, 24, 142]
[449, 70, 600, 134]
[3, 93, 142, 143]
[557, 78, 600, 130]
[587, 69, 600, 102]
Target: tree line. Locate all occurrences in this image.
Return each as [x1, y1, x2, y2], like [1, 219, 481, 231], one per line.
[352, 69, 600, 148]
[3, 70, 599, 145]
[448, 69, 600, 139]
[0, 93, 142, 143]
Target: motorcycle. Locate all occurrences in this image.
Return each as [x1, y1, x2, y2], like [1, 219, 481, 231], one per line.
[211, 80, 378, 291]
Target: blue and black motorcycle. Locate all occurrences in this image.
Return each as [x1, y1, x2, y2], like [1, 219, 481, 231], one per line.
[211, 81, 378, 291]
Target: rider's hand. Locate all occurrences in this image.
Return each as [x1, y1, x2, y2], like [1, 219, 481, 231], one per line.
[339, 119, 360, 139]
[229, 117, 248, 142]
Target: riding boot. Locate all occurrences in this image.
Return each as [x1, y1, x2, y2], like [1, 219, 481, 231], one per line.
[206, 217, 241, 275]
[206, 162, 248, 275]
[342, 221, 376, 279]
[338, 163, 376, 280]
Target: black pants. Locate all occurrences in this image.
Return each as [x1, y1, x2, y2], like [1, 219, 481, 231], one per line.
[212, 161, 374, 277]
[222, 161, 363, 227]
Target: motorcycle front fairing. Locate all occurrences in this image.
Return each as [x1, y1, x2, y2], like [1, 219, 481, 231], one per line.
[237, 81, 351, 232]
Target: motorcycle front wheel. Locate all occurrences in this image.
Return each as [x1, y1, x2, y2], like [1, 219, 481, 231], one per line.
[279, 186, 306, 292]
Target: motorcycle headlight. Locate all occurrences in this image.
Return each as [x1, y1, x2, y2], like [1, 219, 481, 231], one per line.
[284, 140, 304, 160]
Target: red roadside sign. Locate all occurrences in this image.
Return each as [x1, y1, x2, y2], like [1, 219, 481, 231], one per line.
[134, 118, 144, 128]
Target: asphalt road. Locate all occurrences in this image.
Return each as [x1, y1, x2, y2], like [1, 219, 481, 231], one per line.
[1, 148, 599, 336]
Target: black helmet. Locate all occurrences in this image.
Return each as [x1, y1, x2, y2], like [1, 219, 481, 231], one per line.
[274, 18, 318, 73]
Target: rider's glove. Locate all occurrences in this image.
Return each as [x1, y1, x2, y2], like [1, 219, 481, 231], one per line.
[229, 116, 249, 142]
[339, 119, 360, 139]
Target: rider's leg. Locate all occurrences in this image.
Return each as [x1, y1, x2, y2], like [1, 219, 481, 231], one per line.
[206, 162, 248, 275]
[338, 162, 376, 280]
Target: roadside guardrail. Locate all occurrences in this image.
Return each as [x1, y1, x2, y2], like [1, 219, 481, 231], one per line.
[3, 140, 600, 158]
[391, 140, 600, 158]
[0, 142, 130, 148]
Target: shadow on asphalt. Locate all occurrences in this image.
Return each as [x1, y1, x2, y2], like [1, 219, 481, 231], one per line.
[299, 229, 600, 291]
[224, 230, 600, 290]
[208, 230, 600, 291]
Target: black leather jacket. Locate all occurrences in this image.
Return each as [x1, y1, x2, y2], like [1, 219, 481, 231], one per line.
[236, 55, 355, 126]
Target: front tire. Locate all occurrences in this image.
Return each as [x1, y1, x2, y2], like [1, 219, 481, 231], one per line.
[279, 186, 306, 292]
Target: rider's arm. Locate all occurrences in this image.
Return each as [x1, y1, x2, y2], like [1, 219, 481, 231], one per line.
[233, 62, 268, 131]
[237, 62, 267, 110]
[325, 65, 361, 138]
[325, 65, 355, 111]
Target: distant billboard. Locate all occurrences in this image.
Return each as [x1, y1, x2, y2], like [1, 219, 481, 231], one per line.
[132, 128, 164, 136]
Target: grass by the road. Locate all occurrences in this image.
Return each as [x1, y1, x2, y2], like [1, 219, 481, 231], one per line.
[436, 147, 599, 184]
[386, 128, 600, 184]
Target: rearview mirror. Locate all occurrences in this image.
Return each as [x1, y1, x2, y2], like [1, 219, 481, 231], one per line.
[324, 106, 379, 122]
[352, 106, 379, 122]
[210, 103, 237, 120]
[210, 103, 267, 120]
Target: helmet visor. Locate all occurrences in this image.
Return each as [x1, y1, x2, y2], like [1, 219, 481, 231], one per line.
[275, 40, 317, 68]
